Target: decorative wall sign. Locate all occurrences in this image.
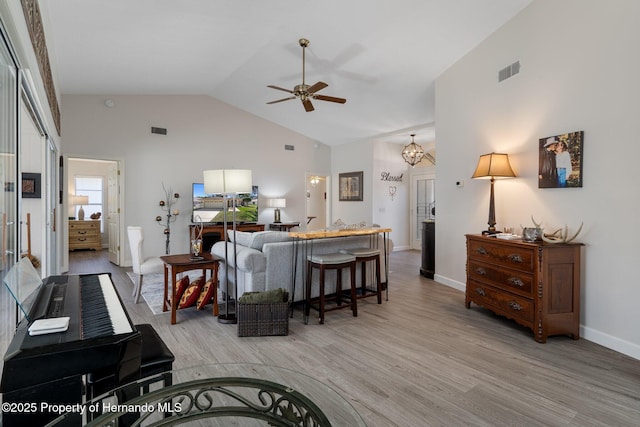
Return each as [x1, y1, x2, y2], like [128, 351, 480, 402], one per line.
[538, 131, 583, 188]
[339, 171, 363, 201]
[380, 172, 403, 182]
[22, 173, 41, 198]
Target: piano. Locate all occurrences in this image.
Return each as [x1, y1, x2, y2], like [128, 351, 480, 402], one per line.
[1, 273, 141, 426]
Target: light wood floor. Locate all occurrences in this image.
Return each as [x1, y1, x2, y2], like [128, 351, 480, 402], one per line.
[58, 250, 640, 425]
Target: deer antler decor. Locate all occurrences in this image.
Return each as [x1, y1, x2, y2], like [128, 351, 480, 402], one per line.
[531, 216, 583, 244]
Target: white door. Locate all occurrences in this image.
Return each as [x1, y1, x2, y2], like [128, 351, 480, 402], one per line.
[410, 169, 436, 250]
[107, 162, 120, 264]
[305, 173, 329, 231]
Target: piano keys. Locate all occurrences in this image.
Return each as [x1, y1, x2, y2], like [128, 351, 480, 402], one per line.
[1, 273, 141, 426]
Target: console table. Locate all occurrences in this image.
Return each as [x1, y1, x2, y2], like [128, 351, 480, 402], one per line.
[465, 234, 582, 343]
[290, 227, 392, 323]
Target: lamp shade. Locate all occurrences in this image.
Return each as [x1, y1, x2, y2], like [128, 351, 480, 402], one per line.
[203, 169, 252, 194]
[71, 195, 89, 205]
[268, 198, 286, 208]
[471, 153, 516, 179]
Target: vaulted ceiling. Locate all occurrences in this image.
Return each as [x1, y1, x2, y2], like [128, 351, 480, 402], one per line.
[40, 0, 532, 147]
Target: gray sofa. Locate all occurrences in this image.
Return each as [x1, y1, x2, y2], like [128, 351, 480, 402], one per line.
[210, 230, 392, 302]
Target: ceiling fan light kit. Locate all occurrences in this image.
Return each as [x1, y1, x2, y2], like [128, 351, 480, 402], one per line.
[267, 38, 347, 112]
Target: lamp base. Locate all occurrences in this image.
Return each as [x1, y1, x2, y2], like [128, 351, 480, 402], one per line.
[78, 206, 85, 221]
[218, 313, 237, 324]
[274, 208, 281, 223]
[482, 230, 500, 236]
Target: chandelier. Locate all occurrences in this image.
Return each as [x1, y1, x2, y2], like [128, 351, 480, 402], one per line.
[401, 134, 425, 167]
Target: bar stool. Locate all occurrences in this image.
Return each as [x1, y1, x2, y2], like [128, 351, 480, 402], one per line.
[306, 253, 357, 324]
[86, 323, 175, 400]
[340, 248, 382, 303]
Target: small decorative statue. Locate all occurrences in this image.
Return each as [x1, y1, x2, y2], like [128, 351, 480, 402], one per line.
[155, 183, 179, 254]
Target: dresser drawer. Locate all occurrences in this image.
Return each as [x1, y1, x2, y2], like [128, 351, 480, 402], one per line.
[468, 260, 534, 296]
[467, 280, 534, 323]
[468, 238, 535, 272]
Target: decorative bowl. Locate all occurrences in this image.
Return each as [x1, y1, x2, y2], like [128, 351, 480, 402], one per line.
[522, 227, 542, 242]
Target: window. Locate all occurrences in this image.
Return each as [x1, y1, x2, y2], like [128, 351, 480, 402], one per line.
[75, 176, 103, 229]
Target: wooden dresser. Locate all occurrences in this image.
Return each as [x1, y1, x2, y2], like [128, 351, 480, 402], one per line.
[68, 220, 102, 251]
[465, 234, 582, 343]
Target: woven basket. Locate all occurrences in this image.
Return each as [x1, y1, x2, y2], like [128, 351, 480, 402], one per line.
[237, 302, 289, 337]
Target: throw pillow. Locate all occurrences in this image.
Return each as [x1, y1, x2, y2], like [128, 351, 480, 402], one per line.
[196, 278, 216, 310]
[178, 276, 205, 309]
[174, 276, 190, 304]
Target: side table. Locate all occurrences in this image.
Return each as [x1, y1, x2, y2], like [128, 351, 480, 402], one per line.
[269, 222, 300, 231]
[161, 253, 222, 324]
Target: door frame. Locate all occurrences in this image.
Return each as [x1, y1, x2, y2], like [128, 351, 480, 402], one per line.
[410, 167, 436, 250]
[63, 155, 124, 270]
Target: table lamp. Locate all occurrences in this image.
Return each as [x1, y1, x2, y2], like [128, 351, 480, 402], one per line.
[471, 153, 516, 234]
[268, 198, 286, 223]
[72, 195, 89, 220]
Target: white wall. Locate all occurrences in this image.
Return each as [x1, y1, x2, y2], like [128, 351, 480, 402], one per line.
[435, 0, 640, 359]
[61, 95, 331, 263]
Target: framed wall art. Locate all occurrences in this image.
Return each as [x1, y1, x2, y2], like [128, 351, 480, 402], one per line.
[22, 172, 41, 198]
[339, 171, 363, 201]
[538, 130, 583, 188]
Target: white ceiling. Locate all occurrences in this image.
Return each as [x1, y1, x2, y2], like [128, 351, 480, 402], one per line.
[40, 0, 532, 147]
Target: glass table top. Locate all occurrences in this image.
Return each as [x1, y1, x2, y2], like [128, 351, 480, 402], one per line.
[46, 363, 366, 426]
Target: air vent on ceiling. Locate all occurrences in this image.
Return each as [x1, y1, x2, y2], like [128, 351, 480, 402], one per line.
[151, 126, 167, 135]
[498, 60, 520, 82]
[284, 144, 295, 151]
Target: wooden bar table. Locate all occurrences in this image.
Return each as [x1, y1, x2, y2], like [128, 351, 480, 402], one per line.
[289, 227, 392, 323]
[161, 252, 222, 324]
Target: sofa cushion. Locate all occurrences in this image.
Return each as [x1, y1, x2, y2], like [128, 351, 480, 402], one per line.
[229, 231, 254, 247]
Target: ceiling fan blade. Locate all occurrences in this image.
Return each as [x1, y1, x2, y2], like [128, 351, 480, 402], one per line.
[302, 99, 314, 112]
[307, 81, 328, 94]
[267, 85, 294, 94]
[266, 96, 296, 104]
[314, 94, 347, 104]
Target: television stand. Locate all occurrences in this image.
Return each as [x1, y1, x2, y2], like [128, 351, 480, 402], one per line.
[190, 223, 265, 246]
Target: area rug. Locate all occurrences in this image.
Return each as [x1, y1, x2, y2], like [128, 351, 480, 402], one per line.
[127, 271, 203, 315]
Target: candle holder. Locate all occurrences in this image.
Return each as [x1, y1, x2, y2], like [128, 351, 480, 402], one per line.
[155, 183, 180, 254]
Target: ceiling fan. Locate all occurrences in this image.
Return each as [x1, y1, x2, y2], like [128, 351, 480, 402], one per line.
[267, 38, 347, 112]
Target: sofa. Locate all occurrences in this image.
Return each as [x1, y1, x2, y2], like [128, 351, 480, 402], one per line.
[210, 230, 392, 302]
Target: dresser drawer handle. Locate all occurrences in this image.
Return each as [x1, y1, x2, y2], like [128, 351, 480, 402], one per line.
[508, 301, 522, 311]
[507, 277, 525, 287]
[474, 267, 487, 276]
[507, 254, 523, 264]
[78, 238, 87, 242]
[78, 231, 87, 235]
[476, 247, 488, 255]
[475, 287, 486, 296]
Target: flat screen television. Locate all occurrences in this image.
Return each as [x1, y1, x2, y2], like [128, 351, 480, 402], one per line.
[191, 183, 259, 224]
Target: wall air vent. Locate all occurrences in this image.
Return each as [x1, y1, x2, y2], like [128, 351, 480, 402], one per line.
[498, 60, 520, 82]
[284, 144, 295, 151]
[151, 126, 167, 135]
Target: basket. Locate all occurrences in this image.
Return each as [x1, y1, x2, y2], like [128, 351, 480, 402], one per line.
[237, 302, 289, 337]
